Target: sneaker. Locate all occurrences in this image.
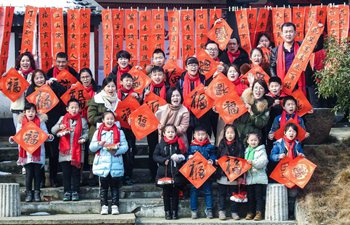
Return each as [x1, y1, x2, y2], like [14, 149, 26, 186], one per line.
[71, 192, 79, 201]
[205, 209, 213, 219]
[63, 192, 71, 201]
[191, 210, 198, 219]
[218, 210, 226, 220]
[34, 190, 41, 202]
[111, 205, 119, 215]
[254, 211, 263, 221]
[232, 212, 240, 220]
[245, 212, 254, 220]
[25, 191, 33, 202]
[22, 167, 26, 175]
[100, 205, 108, 215]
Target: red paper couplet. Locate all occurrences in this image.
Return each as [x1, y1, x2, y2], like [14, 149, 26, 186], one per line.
[183, 84, 214, 119]
[195, 9, 208, 53]
[79, 8, 91, 70]
[272, 7, 285, 46]
[0, 7, 14, 76]
[205, 73, 236, 101]
[215, 93, 248, 124]
[56, 69, 78, 88]
[274, 117, 307, 142]
[217, 156, 252, 182]
[128, 67, 152, 94]
[0, 68, 30, 102]
[284, 156, 316, 189]
[181, 10, 195, 67]
[21, 6, 38, 54]
[125, 9, 138, 62]
[144, 92, 167, 113]
[102, 9, 113, 76]
[293, 7, 305, 42]
[26, 84, 59, 114]
[168, 10, 180, 62]
[235, 9, 252, 54]
[112, 9, 125, 67]
[151, 9, 165, 51]
[139, 10, 152, 67]
[207, 19, 233, 51]
[129, 104, 160, 140]
[270, 157, 295, 188]
[39, 8, 53, 73]
[60, 82, 92, 110]
[67, 9, 81, 72]
[51, 8, 65, 63]
[115, 95, 141, 129]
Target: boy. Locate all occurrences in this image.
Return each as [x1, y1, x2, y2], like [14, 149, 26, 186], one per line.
[109, 50, 133, 86]
[118, 73, 139, 185]
[186, 126, 216, 219]
[47, 52, 79, 79]
[51, 98, 88, 201]
[146, 49, 166, 73]
[268, 96, 309, 140]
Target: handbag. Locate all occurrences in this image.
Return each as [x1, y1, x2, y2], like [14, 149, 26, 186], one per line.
[230, 184, 248, 203]
[157, 164, 174, 186]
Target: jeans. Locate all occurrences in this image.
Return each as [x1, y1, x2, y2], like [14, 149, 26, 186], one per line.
[190, 181, 213, 211]
[24, 163, 42, 191]
[61, 161, 80, 193]
[217, 184, 238, 212]
[247, 184, 266, 213]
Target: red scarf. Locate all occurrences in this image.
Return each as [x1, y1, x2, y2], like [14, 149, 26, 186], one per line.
[116, 66, 130, 86]
[226, 140, 234, 145]
[164, 136, 187, 154]
[191, 138, 210, 147]
[18, 116, 41, 164]
[59, 113, 83, 168]
[227, 50, 241, 64]
[150, 81, 166, 99]
[280, 111, 297, 128]
[52, 66, 63, 78]
[283, 137, 296, 159]
[20, 67, 34, 78]
[232, 78, 248, 97]
[183, 72, 201, 97]
[277, 42, 306, 94]
[118, 86, 135, 100]
[97, 123, 120, 143]
[81, 85, 95, 119]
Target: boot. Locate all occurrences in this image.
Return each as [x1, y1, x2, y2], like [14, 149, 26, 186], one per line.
[165, 211, 172, 220]
[100, 188, 108, 207]
[254, 211, 263, 221]
[172, 210, 178, 220]
[245, 212, 254, 220]
[34, 190, 41, 202]
[25, 191, 33, 202]
[111, 188, 119, 206]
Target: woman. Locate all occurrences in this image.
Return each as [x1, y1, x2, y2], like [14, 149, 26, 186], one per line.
[155, 87, 190, 148]
[219, 37, 250, 69]
[8, 52, 36, 129]
[78, 68, 99, 120]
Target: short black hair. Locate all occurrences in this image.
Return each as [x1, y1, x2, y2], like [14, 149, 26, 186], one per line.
[101, 77, 116, 89]
[194, 126, 207, 133]
[67, 98, 80, 108]
[250, 47, 263, 57]
[166, 87, 183, 104]
[116, 50, 131, 60]
[205, 40, 219, 48]
[281, 22, 296, 31]
[246, 132, 261, 144]
[24, 103, 37, 112]
[103, 110, 116, 119]
[285, 122, 298, 135]
[283, 96, 297, 107]
[256, 32, 274, 48]
[162, 124, 177, 134]
[120, 72, 133, 81]
[152, 48, 165, 58]
[229, 64, 240, 75]
[56, 52, 68, 60]
[269, 76, 282, 85]
[151, 66, 164, 74]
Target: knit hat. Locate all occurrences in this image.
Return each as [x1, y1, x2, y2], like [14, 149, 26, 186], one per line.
[186, 57, 199, 66]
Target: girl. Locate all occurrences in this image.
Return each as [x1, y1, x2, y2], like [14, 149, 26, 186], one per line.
[216, 125, 244, 220]
[89, 111, 128, 215]
[9, 103, 53, 202]
[244, 132, 268, 221]
[250, 48, 264, 68]
[256, 33, 274, 67]
[270, 123, 304, 220]
[153, 124, 186, 220]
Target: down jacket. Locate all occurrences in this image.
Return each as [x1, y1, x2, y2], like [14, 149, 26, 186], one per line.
[245, 145, 268, 185]
[270, 138, 304, 162]
[89, 121, 128, 178]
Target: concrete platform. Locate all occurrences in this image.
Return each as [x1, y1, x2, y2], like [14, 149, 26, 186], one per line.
[136, 218, 297, 225]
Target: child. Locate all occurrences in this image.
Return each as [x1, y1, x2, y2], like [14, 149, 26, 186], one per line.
[270, 123, 305, 220]
[146, 48, 166, 74]
[51, 98, 88, 201]
[118, 73, 139, 185]
[153, 124, 186, 220]
[89, 110, 128, 215]
[9, 103, 53, 202]
[226, 64, 247, 97]
[108, 50, 132, 86]
[216, 125, 244, 220]
[244, 132, 268, 221]
[187, 126, 216, 219]
[144, 66, 168, 180]
[268, 96, 309, 141]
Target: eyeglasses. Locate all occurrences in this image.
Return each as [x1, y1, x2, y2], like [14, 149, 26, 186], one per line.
[187, 64, 198, 68]
[206, 48, 218, 52]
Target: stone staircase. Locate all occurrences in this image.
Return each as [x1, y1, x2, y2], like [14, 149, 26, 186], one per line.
[0, 137, 297, 225]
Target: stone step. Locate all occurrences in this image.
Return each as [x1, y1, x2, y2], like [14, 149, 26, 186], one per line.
[136, 218, 297, 225]
[0, 146, 18, 161]
[19, 183, 162, 201]
[0, 160, 21, 173]
[0, 213, 135, 225]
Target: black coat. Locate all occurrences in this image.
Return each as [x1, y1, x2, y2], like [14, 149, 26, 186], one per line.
[216, 139, 244, 178]
[219, 47, 250, 69]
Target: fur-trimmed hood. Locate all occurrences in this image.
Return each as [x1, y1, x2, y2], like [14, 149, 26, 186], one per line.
[241, 88, 269, 113]
[17, 113, 48, 124]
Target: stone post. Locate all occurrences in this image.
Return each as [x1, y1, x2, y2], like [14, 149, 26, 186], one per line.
[0, 183, 21, 217]
[265, 183, 288, 221]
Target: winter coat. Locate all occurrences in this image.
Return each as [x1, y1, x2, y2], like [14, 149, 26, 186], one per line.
[219, 48, 250, 69]
[153, 139, 186, 184]
[270, 113, 306, 133]
[187, 142, 217, 162]
[270, 138, 304, 162]
[89, 122, 128, 178]
[51, 116, 89, 163]
[245, 145, 268, 185]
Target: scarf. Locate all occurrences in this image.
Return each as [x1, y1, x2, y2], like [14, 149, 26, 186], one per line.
[150, 81, 166, 99]
[116, 65, 130, 86]
[18, 116, 41, 164]
[183, 72, 201, 97]
[227, 50, 241, 64]
[232, 78, 247, 96]
[164, 136, 187, 154]
[280, 111, 297, 129]
[59, 113, 83, 168]
[283, 137, 296, 159]
[245, 146, 255, 161]
[117, 86, 135, 100]
[20, 67, 34, 78]
[84, 85, 95, 99]
[277, 42, 306, 94]
[191, 138, 210, 147]
[226, 140, 234, 145]
[100, 90, 118, 111]
[52, 66, 62, 78]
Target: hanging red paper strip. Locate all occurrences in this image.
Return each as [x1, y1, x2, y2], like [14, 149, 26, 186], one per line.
[305, 6, 317, 33]
[235, 9, 251, 55]
[67, 9, 80, 72]
[293, 7, 305, 42]
[39, 8, 52, 73]
[254, 8, 270, 47]
[168, 10, 180, 62]
[51, 8, 65, 62]
[139, 10, 152, 69]
[195, 9, 208, 53]
[125, 9, 138, 64]
[339, 5, 349, 43]
[112, 9, 124, 67]
[316, 6, 327, 25]
[181, 10, 195, 67]
[272, 7, 285, 46]
[247, 8, 257, 48]
[327, 5, 340, 44]
[21, 6, 38, 54]
[284, 7, 292, 23]
[80, 8, 91, 70]
[101, 9, 113, 76]
[0, 7, 14, 76]
[151, 9, 165, 51]
[209, 8, 222, 28]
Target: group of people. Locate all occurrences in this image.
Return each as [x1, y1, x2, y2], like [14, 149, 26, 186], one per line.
[6, 21, 323, 220]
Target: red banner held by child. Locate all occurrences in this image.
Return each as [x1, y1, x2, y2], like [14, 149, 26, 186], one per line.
[56, 69, 78, 88]
[26, 84, 59, 114]
[284, 156, 316, 189]
[144, 92, 167, 113]
[129, 104, 159, 140]
[0, 68, 30, 102]
[195, 9, 208, 53]
[39, 8, 52, 73]
[116, 95, 140, 129]
[163, 60, 184, 87]
[270, 157, 295, 188]
[241, 66, 270, 85]
[51, 8, 65, 61]
[60, 82, 92, 110]
[152, 9, 165, 51]
[181, 10, 194, 67]
[217, 156, 252, 182]
[129, 67, 152, 94]
[205, 73, 236, 101]
[21, 6, 38, 54]
[215, 93, 248, 124]
[291, 89, 313, 117]
[274, 117, 307, 142]
[183, 84, 214, 119]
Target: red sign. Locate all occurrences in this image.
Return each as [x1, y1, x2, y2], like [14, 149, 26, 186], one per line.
[115, 95, 141, 129]
[129, 104, 159, 140]
[217, 156, 251, 182]
[0, 68, 30, 102]
[144, 92, 167, 113]
[183, 84, 214, 119]
[26, 84, 59, 114]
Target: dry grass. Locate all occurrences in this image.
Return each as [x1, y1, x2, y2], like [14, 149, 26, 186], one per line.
[299, 140, 350, 225]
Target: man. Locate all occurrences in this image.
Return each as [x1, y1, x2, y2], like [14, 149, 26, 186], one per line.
[47, 52, 79, 79]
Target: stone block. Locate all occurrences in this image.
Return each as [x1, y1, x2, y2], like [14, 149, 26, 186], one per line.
[0, 183, 21, 217]
[265, 184, 288, 221]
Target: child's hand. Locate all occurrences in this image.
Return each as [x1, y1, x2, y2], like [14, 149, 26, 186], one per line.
[212, 71, 220, 78]
[212, 106, 217, 113]
[217, 63, 225, 73]
[247, 73, 255, 86]
[108, 149, 116, 155]
[237, 177, 245, 185]
[78, 139, 86, 144]
[268, 133, 274, 140]
[131, 92, 139, 99]
[144, 89, 150, 96]
[98, 141, 106, 147]
[308, 109, 314, 114]
[279, 153, 286, 159]
[247, 160, 252, 164]
[273, 99, 280, 106]
[208, 159, 213, 165]
[188, 155, 193, 159]
[305, 132, 310, 138]
[59, 124, 67, 130]
[298, 153, 305, 157]
[9, 136, 14, 143]
[135, 65, 143, 70]
[165, 159, 169, 165]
